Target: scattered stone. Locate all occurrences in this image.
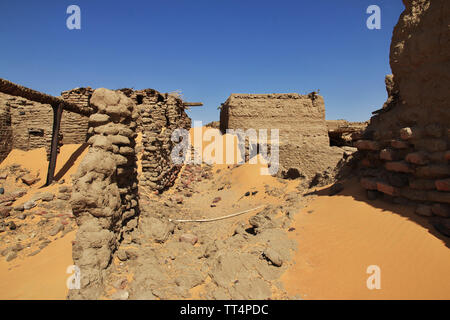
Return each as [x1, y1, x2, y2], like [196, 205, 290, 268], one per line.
[5, 251, 17, 262]
[263, 248, 283, 267]
[28, 249, 41, 256]
[117, 249, 128, 261]
[244, 191, 250, 197]
[0, 187, 4, 195]
[40, 193, 55, 202]
[179, 233, 198, 245]
[110, 290, 129, 300]
[23, 200, 36, 210]
[21, 174, 39, 186]
[57, 193, 71, 201]
[39, 240, 51, 249]
[8, 221, 16, 230]
[49, 223, 64, 236]
[0, 206, 11, 218]
[212, 197, 221, 203]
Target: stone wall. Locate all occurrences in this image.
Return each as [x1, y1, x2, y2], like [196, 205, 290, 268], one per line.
[69, 88, 139, 299]
[357, 0, 450, 236]
[220, 93, 345, 180]
[121, 89, 191, 192]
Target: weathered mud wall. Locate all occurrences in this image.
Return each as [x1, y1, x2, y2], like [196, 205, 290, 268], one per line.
[121, 89, 191, 192]
[357, 0, 450, 235]
[0, 100, 12, 163]
[69, 88, 139, 299]
[220, 93, 345, 179]
[0, 88, 92, 161]
[60, 87, 93, 144]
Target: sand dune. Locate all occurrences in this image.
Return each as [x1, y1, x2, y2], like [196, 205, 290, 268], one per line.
[281, 179, 450, 300]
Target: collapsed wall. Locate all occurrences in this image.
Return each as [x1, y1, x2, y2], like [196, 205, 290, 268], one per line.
[69, 88, 139, 299]
[220, 93, 345, 180]
[121, 89, 191, 192]
[327, 120, 368, 147]
[357, 0, 450, 235]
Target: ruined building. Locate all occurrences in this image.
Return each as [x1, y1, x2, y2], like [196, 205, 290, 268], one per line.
[0, 84, 191, 191]
[356, 0, 450, 236]
[220, 93, 347, 180]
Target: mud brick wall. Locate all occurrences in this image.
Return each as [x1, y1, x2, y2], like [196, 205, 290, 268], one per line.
[69, 88, 139, 299]
[60, 87, 93, 144]
[357, 0, 450, 236]
[0, 97, 12, 163]
[0, 88, 92, 162]
[220, 93, 345, 179]
[121, 89, 191, 192]
[3, 93, 54, 152]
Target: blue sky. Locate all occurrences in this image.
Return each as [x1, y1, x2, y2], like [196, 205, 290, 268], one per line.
[0, 0, 404, 124]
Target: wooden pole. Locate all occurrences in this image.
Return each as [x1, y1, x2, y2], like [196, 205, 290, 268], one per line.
[45, 103, 63, 186]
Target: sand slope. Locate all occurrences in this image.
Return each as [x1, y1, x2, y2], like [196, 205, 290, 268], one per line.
[281, 179, 450, 300]
[0, 144, 88, 300]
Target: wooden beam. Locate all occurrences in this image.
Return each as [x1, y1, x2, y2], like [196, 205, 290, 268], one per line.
[45, 103, 63, 186]
[0, 78, 92, 116]
[183, 102, 203, 107]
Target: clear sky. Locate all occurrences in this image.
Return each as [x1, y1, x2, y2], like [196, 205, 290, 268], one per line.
[0, 0, 404, 124]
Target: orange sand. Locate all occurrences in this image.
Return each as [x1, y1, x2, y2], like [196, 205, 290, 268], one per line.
[281, 180, 450, 300]
[0, 231, 76, 300]
[0, 144, 88, 300]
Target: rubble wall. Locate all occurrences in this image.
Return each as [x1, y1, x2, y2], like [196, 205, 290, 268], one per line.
[121, 89, 191, 192]
[69, 88, 139, 299]
[357, 0, 450, 235]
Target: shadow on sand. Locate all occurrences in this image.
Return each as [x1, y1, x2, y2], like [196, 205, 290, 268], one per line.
[304, 176, 450, 249]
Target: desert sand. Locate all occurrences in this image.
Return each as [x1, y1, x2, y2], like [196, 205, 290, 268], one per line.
[1, 130, 449, 299]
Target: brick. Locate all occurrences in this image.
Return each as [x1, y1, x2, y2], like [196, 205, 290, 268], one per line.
[445, 151, 450, 161]
[413, 139, 447, 153]
[405, 152, 429, 165]
[435, 179, 450, 192]
[431, 203, 450, 218]
[380, 149, 395, 161]
[355, 140, 380, 151]
[360, 177, 378, 190]
[377, 182, 399, 196]
[385, 161, 413, 173]
[427, 191, 450, 204]
[399, 127, 422, 140]
[415, 205, 433, 217]
[401, 188, 427, 201]
[409, 179, 436, 190]
[415, 165, 450, 179]
[391, 140, 409, 149]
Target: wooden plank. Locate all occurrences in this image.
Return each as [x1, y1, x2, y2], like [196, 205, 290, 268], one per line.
[183, 102, 203, 107]
[45, 103, 63, 186]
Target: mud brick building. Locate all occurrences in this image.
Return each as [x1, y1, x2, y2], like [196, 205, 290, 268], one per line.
[220, 93, 345, 179]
